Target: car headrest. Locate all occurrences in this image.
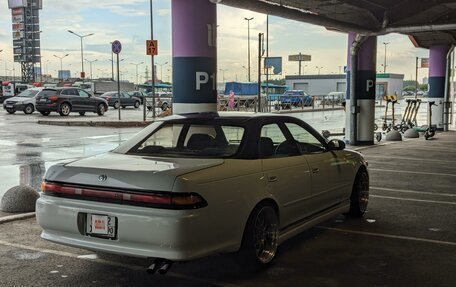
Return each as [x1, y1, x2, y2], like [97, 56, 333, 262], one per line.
[187, 133, 215, 150]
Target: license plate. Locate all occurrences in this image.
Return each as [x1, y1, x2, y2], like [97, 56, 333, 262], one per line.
[86, 214, 116, 238]
[5, 105, 13, 108]
[40, 98, 47, 102]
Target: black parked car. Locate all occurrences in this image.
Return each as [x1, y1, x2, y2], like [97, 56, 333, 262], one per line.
[99, 91, 141, 109]
[127, 91, 147, 104]
[35, 88, 108, 116]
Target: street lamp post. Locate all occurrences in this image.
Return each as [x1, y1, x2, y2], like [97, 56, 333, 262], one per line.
[84, 58, 98, 80]
[383, 42, 390, 73]
[53, 53, 69, 81]
[244, 17, 254, 82]
[315, 66, 323, 75]
[219, 68, 228, 84]
[68, 30, 94, 82]
[156, 62, 168, 82]
[130, 62, 144, 85]
[0, 50, 3, 81]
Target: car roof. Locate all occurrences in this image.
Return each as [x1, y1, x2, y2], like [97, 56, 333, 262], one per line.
[159, 112, 293, 123]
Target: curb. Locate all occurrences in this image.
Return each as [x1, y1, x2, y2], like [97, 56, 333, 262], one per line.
[37, 120, 151, 128]
[0, 212, 35, 224]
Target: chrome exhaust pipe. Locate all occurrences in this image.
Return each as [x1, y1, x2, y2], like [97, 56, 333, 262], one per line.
[146, 259, 161, 274]
[157, 260, 173, 275]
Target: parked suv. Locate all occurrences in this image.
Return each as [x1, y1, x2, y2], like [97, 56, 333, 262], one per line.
[35, 88, 108, 116]
[3, 87, 45, 114]
[279, 90, 313, 109]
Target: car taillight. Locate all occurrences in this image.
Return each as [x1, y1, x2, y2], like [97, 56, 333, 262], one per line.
[41, 181, 207, 209]
[105, 97, 110, 100]
[49, 96, 59, 101]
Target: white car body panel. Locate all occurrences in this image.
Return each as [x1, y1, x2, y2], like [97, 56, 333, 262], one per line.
[36, 113, 368, 263]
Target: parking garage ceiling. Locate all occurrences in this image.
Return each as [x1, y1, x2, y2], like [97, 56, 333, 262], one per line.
[220, 0, 456, 49]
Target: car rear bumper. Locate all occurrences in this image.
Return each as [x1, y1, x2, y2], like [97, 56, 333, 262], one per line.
[36, 195, 231, 261]
[36, 104, 58, 112]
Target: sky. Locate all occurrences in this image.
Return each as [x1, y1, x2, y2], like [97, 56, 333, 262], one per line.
[0, 0, 431, 83]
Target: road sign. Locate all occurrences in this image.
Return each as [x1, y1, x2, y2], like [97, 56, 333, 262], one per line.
[112, 40, 122, 54]
[80, 72, 85, 78]
[146, 40, 158, 56]
[288, 54, 311, 62]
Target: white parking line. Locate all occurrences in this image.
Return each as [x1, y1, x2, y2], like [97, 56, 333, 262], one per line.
[371, 195, 456, 205]
[316, 226, 456, 247]
[369, 168, 456, 177]
[371, 186, 456, 197]
[0, 239, 238, 287]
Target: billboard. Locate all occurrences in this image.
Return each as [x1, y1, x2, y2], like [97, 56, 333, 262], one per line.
[8, 0, 27, 9]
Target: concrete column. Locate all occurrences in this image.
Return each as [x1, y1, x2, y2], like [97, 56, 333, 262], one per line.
[172, 0, 217, 114]
[428, 45, 450, 130]
[345, 33, 377, 145]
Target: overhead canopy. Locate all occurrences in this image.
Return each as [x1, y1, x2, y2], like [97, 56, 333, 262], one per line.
[219, 0, 456, 48]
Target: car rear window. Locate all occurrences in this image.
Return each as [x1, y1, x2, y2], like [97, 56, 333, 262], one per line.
[40, 90, 58, 97]
[127, 123, 245, 158]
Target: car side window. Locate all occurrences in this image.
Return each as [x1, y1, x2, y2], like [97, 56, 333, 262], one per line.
[78, 90, 90, 98]
[285, 122, 326, 153]
[60, 89, 70, 95]
[260, 123, 299, 157]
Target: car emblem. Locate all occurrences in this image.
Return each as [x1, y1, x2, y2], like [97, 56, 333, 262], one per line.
[98, 174, 108, 182]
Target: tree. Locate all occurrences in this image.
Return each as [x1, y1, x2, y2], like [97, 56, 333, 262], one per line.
[419, 83, 428, 91]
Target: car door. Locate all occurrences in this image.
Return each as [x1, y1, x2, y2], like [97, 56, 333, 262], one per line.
[285, 121, 352, 211]
[60, 89, 79, 111]
[260, 122, 313, 229]
[78, 89, 94, 111]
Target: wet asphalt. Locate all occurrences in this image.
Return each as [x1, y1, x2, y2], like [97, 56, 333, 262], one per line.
[0, 105, 454, 287]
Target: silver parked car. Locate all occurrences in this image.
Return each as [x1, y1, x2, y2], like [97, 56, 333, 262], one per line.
[36, 112, 369, 273]
[3, 87, 45, 114]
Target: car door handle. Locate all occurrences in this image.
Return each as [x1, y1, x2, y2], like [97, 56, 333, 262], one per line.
[268, 175, 278, 182]
[312, 168, 320, 173]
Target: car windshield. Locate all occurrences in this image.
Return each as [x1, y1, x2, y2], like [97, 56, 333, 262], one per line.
[125, 122, 245, 158]
[17, 89, 39, 98]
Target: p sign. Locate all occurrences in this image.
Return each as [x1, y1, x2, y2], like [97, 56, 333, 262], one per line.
[366, 79, 374, 92]
[196, 72, 216, 91]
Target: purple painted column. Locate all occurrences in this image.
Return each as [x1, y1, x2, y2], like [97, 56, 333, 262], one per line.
[345, 32, 377, 145]
[172, 0, 217, 114]
[428, 45, 450, 130]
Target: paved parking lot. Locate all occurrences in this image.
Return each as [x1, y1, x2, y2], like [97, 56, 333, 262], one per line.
[0, 107, 455, 286]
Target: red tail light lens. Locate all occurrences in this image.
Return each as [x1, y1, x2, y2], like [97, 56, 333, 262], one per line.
[41, 182, 207, 209]
[48, 96, 59, 101]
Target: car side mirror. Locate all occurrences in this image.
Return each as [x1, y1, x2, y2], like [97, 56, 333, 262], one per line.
[328, 139, 345, 151]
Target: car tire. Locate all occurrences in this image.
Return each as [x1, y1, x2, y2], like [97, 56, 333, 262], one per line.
[238, 203, 279, 267]
[114, 101, 120, 109]
[24, 104, 34, 114]
[161, 103, 168, 111]
[79, 112, 86, 116]
[348, 169, 369, 217]
[122, 105, 126, 109]
[134, 101, 140, 108]
[97, 103, 106, 116]
[40, 111, 50, 116]
[6, 109, 16, 114]
[59, 103, 71, 116]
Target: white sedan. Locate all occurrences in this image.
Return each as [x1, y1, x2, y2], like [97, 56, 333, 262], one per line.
[36, 112, 369, 273]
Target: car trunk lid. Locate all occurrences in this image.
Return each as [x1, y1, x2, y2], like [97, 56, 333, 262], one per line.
[44, 152, 224, 192]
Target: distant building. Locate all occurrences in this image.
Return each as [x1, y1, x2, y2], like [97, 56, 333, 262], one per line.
[285, 73, 404, 99]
